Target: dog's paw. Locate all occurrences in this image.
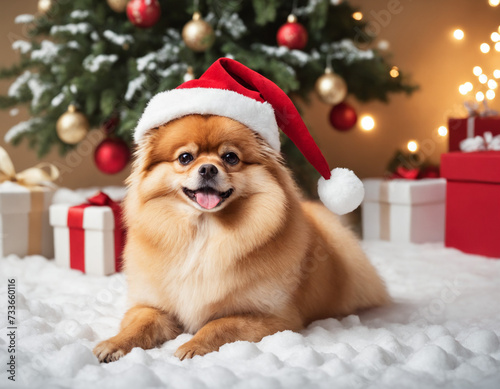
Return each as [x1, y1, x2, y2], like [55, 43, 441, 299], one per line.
[93, 339, 130, 363]
[174, 339, 216, 360]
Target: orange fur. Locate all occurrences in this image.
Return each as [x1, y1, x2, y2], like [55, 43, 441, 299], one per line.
[93, 115, 389, 362]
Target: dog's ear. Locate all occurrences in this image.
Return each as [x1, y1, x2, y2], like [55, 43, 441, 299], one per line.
[126, 127, 161, 186]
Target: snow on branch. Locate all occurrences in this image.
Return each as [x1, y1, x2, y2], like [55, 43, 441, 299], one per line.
[8, 71, 32, 98]
[83, 54, 118, 73]
[70, 10, 90, 20]
[15, 14, 35, 24]
[136, 35, 181, 72]
[252, 44, 311, 67]
[51, 23, 92, 35]
[103, 30, 134, 46]
[322, 40, 375, 64]
[4, 118, 42, 143]
[31, 40, 60, 63]
[125, 74, 146, 101]
[12, 40, 32, 54]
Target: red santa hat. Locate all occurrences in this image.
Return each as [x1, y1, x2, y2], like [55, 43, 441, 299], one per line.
[134, 58, 364, 215]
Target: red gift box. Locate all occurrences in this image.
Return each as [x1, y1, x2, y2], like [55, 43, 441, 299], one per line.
[50, 192, 125, 275]
[441, 151, 500, 258]
[448, 117, 500, 151]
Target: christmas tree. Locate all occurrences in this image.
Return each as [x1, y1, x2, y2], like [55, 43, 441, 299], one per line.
[0, 0, 416, 194]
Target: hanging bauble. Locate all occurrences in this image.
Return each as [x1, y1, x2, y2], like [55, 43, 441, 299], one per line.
[276, 14, 308, 50]
[329, 102, 357, 131]
[183, 66, 195, 82]
[56, 105, 89, 144]
[107, 0, 129, 13]
[315, 68, 347, 105]
[126, 0, 161, 28]
[182, 12, 215, 52]
[38, 0, 53, 14]
[94, 138, 130, 174]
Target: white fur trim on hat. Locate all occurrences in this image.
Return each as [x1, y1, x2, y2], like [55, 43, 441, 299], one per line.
[318, 168, 365, 215]
[134, 87, 281, 150]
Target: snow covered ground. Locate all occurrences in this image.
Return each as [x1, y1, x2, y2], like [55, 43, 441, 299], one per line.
[1, 189, 500, 388]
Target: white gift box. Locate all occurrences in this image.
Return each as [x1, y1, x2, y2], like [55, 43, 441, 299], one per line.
[362, 178, 446, 243]
[49, 202, 122, 276]
[0, 181, 54, 258]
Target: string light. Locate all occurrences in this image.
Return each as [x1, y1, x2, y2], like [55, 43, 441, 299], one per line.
[453, 29, 464, 40]
[464, 82, 473, 91]
[494, 69, 500, 78]
[352, 12, 363, 20]
[489, 0, 500, 6]
[360, 115, 375, 131]
[389, 66, 399, 78]
[476, 91, 485, 102]
[495, 42, 500, 51]
[492, 32, 500, 42]
[407, 140, 418, 153]
[438, 126, 448, 137]
[473, 66, 483, 76]
[480, 43, 491, 53]
[459, 84, 469, 95]
[479, 74, 488, 84]
[488, 79, 498, 89]
[487, 89, 496, 100]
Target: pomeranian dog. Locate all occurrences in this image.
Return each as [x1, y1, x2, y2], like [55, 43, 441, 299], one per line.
[93, 114, 389, 362]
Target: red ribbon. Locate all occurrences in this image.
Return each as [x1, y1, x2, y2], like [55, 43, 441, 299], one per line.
[390, 166, 440, 180]
[67, 192, 124, 273]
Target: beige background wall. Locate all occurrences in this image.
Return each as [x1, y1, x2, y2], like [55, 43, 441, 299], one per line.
[1, 0, 498, 188]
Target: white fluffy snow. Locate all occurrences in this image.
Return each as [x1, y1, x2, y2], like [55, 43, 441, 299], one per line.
[4, 118, 42, 142]
[0, 188, 499, 388]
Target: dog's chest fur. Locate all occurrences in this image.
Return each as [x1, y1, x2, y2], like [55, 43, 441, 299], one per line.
[151, 218, 281, 333]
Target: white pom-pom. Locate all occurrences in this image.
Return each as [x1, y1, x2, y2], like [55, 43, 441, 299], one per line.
[317, 168, 365, 215]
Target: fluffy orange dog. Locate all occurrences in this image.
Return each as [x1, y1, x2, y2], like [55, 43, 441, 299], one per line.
[93, 114, 389, 362]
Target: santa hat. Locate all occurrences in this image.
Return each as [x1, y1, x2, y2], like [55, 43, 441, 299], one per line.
[134, 58, 364, 215]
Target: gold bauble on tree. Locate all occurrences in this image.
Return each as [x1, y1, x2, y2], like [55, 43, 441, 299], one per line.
[107, 0, 129, 13]
[182, 12, 215, 52]
[56, 105, 89, 145]
[315, 68, 348, 105]
[38, 0, 53, 14]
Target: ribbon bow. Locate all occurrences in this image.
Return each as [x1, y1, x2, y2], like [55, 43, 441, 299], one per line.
[460, 131, 500, 152]
[0, 146, 59, 186]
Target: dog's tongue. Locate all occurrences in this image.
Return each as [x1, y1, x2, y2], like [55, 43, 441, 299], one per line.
[195, 191, 221, 210]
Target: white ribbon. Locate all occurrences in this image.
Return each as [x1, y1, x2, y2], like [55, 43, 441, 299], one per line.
[460, 131, 500, 152]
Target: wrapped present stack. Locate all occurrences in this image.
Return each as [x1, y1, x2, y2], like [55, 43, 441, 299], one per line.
[441, 131, 500, 258]
[362, 151, 446, 244]
[362, 177, 446, 244]
[0, 147, 59, 258]
[50, 191, 125, 276]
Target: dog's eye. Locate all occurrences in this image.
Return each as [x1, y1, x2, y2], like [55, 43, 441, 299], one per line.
[178, 153, 194, 165]
[222, 152, 239, 165]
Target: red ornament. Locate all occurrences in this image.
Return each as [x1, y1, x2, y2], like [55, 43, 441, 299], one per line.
[94, 138, 131, 174]
[126, 0, 161, 28]
[276, 14, 308, 50]
[329, 102, 358, 131]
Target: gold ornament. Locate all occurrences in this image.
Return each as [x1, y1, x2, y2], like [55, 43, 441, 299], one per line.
[56, 105, 89, 145]
[182, 12, 215, 52]
[183, 66, 195, 82]
[38, 0, 53, 14]
[106, 0, 129, 13]
[315, 68, 347, 105]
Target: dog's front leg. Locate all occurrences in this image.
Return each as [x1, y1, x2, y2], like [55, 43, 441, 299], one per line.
[175, 314, 302, 360]
[94, 305, 182, 363]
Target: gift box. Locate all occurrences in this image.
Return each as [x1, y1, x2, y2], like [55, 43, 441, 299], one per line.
[0, 181, 54, 258]
[441, 151, 500, 258]
[49, 192, 124, 275]
[362, 178, 446, 243]
[448, 116, 500, 151]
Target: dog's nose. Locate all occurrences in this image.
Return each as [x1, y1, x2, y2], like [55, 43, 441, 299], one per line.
[198, 164, 218, 180]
